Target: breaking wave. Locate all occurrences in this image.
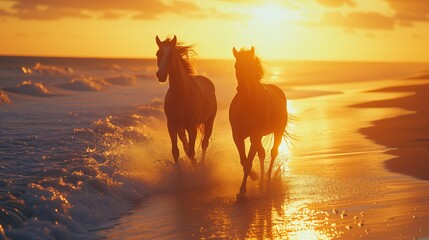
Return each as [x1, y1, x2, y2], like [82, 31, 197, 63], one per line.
[0, 99, 167, 239]
[0, 91, 11, 104]
[104, 75, 136, 86]
[3, 80, 56, 97]
[56, 77, 109, 92]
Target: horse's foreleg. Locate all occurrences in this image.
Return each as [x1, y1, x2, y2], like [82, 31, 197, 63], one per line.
[186, 127, 197, 164]
[202, 113, 215, 162]
[178, 128, 189, 153]
[239, 141, 258, 196]
[233, 134, 246, 167]
[167, 122, 179, 164]
[268, 132, 282, 183]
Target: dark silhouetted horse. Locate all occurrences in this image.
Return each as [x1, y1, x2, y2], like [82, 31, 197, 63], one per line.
[230, 47, 288, 200]
[155, 35, 217, 164]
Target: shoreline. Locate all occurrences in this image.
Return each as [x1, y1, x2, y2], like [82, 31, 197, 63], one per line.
[353, 82, 429, 180]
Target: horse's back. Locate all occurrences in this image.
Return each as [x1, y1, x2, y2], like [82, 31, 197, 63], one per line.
[229, 83, 287, 137]
[264, 84, 287, 130]
[192, 75, 217, 121]
[194, 75, 216, 107]
[194, 75, 215, 93]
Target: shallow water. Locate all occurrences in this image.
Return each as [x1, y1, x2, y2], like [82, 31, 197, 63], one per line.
[102, 78, 429, 239]
[1, 57, 429, 239]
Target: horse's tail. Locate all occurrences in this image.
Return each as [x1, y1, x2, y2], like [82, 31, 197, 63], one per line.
[198, 123, 205, 139]
[197, 123, 205, 149]
[283, 113, 298, 151]
[261, 113, 298, 155]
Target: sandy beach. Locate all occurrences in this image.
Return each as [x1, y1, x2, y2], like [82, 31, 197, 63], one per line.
[97, 73, 429, 239]
[1, 57, 428, 239]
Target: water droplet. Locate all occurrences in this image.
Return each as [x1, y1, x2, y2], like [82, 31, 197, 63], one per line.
[341, 210, 348, 219]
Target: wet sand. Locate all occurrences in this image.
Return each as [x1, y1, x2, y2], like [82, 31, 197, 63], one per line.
[354, 83, 429, 180]
[100, 77, 429, 239]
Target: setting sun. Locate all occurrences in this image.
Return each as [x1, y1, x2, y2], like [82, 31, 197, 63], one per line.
[1, 0, 429, 61]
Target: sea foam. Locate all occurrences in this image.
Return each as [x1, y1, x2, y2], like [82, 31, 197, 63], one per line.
[104, 75, 136, 86]
[0, 91, 11, 104]
[3, 80, 55, 97]
[57, 77, 109, 92]
[32, 63, 74, 76]
[1, 99, 166, 239]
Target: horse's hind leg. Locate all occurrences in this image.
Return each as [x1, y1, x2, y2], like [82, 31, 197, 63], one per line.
[267, 131, 282, 183]
[202, 113, 215, 162]
[258, 144, 266, 183]
[186, 127, 197, 164]
[178, 128, 189, 153]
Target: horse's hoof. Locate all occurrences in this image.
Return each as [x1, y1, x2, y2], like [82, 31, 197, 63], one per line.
[236, 193, 247, 202]
[249, 170, 258, 181]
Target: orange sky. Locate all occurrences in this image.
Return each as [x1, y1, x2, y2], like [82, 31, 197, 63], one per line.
[1, 0, 429, 61]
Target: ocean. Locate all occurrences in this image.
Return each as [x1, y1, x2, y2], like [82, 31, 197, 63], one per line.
[1, 56, 429, 239]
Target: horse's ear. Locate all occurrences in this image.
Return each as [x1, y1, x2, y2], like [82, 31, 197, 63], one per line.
[250, 46, 255, 56]
[233, 47, 238, 58]
[171, 35, 177, 46]
[156, 35, 162, 47]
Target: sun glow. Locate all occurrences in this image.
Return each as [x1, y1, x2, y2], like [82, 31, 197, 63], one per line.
[250, 3, 304, 25]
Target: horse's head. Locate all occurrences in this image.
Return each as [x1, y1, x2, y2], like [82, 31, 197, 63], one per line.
[233, 47, 263, 96]
[155, 35, 177, 82]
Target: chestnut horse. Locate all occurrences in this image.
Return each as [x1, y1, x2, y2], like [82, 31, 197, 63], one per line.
[229, 47, 288, 199]
[155, 35, 217, 164]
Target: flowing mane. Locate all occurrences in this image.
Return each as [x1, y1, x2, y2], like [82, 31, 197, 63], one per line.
[164, 36, 196, 76]
[236, 48, 264, 82]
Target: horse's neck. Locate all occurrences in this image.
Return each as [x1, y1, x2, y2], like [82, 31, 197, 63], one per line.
[240, 82, 265, 106]
[168, 54, 192, 97]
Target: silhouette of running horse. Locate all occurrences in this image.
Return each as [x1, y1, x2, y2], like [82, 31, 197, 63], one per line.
[155, 35, 217, 164]
[230, 47, 288, 200]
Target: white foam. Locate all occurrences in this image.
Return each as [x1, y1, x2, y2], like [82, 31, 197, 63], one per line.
[0, 90, 11, 104]
[32, 63, 74, 76]
[57, 77, 109, 91]
[1, 100, 168, 239]
[3, 80, 55, 97]
[104, 75, 136, 86]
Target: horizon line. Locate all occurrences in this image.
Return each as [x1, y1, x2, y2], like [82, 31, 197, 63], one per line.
[1, 54, 429, 64]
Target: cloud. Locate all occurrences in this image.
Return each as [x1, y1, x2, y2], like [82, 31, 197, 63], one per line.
[315, 0, 356, 7]
[387, 0, 429, 25]
[321, 11, 395, 30]
[317, 0, 429, 31]
[220, 0, 266, 3]
[0, 8, 11, 16]
[99, 11, 122, 20]
[133, 0, 201, 19]
[1, 0, 203, 20]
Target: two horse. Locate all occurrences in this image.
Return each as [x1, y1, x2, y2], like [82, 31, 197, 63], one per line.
[155, 36, 288, 199]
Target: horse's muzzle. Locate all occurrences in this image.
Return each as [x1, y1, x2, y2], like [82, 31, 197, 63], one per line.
[156, 71, 167, 82]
